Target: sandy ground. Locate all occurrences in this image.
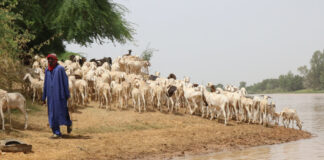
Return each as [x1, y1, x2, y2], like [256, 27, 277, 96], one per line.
[0, 101, 312, 160]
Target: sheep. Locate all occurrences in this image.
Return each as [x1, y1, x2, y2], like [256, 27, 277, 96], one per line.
[252, 96, 261, 123]
[272, 112, 280, 125]
[23, 73, 43, 103]
[74, 79, 88, 105]
[84, 69, 97, 101]
[126, 60, 145, 74]
[224, 85, 238, 92]
[110, 81, 125, 109]
[241, 96, 254, 124]
[67, 76, 77, 112]
[150, 82, 164, 111]
[135, 80, 150, 111]
[0, 89, 10, 130]
[131, 82, 142, 112]
[167, 73, 177, 80]
[111, 61, 121, 72]
[155, 72, 161, 77]
[220, 91, 242, 122]
[183, 85, 204, 115]
[39, 58, 48, 70]
[149, 75, 159, 81]
[32, 61, 40, 69]
[183, 76, 190, 84]
[259, 98, 276, 125]
[280, 107, 302, 130]
[238, 87, 247, 96]
[166, 85, 177, 113]
[6, 93, 28, 129]
[174, 82, 185, 109]
[64, 60, 73, 66]
[109, 71, 126, 82]
[33, 67, 45, 80]
[96, 81, 112, 110]
[33, 55, 41, 62]
[201, 86, 230, 125]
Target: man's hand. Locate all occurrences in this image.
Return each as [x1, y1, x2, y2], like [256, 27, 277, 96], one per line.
[42, 100, 46, 105]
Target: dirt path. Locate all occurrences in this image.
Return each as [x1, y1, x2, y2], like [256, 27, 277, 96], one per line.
[0, 101, 312, 160]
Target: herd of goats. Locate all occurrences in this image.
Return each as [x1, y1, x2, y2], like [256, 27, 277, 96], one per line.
[0, 53, 303, 131]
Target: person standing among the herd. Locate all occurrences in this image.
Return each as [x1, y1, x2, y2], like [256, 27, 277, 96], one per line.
[42, 53, 72, 138]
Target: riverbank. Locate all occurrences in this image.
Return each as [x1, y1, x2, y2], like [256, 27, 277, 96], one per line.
[249, 89, 324, 94]
[0, 101, 312, 160]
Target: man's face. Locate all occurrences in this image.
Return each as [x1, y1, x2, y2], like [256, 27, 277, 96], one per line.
[48, 57, 55, 66]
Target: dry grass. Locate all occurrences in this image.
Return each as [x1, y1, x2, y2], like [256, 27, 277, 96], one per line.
[0, 100, 312, 160]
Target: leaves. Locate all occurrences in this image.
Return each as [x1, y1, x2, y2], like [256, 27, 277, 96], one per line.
[0, 0, 34, 91]
[140, 44, 158, 62]
[12, 0, 133, 54]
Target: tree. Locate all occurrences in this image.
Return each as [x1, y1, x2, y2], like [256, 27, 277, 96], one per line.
[306, 50, 324, 89]
[215, 83, 224, 89]
[298, 65, 309, 77]
[246, 72, 304, 93]
[10, 0, 134, 55]
[0, 0, 35, 90]
[239, 81, 246, 88]
[298, 65, 311, 88]
[247, 50, 324, 93]
[140, 44, 158, 62]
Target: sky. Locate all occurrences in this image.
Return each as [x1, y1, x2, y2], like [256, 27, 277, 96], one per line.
[65, 0, 324, 86]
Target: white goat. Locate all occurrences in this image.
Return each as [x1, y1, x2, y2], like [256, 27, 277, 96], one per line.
[0, 89, 10, 130]
[280, 107, 302, 130]
[6, 93, 28, 129]
[202, 87, 230, 125]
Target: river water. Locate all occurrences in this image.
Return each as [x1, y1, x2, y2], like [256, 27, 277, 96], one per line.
[174, 94, 324, 160]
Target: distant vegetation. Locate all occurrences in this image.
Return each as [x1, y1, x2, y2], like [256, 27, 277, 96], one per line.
[245, 50, 324, 94]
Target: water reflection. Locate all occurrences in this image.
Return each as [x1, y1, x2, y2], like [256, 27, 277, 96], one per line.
[175, 94, 324, 160]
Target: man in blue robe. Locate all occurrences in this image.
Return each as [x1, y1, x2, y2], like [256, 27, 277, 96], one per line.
[42, 53, 72, 138]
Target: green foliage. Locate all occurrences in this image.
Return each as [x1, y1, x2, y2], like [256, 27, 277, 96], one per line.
[0, 0, 35, 91]
[215, 83, 224, 89]
[246, 72, 304, 94]
[10, 0, 134, 54]
[0, 0, 34, 56]
[296, 50, 324, 90]
[239, 81, 246, 88]
[278, 71, 304, 91]
[247, 49, 324, 93]
[57, 51, 83, 61]
[140, 44, 158, 62]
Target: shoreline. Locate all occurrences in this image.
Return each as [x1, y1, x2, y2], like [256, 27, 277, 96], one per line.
[136, 125, 312, 160]
[169, 135, 314, 160]
[248, 89, 324, 94]
[0, 102, 312, 160]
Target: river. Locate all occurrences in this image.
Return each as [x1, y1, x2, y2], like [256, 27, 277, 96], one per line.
[174, 94, 324, 160]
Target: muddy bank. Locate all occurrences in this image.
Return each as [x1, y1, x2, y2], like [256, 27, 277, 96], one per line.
[0, 102, 311, 160]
